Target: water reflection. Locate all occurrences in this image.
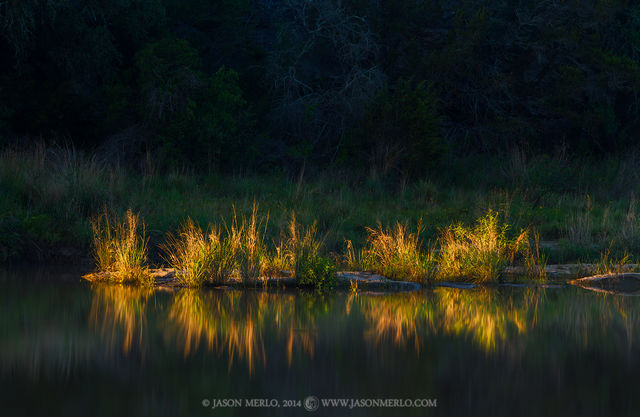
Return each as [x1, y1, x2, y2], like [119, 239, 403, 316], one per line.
[358, 289, 529, 353]
[4, 272, 640, 416]
[165, 290, 267, 372]
[89, 284, 154, 354]
[85, 284, 640, 369]
[359, 287, 640, 355]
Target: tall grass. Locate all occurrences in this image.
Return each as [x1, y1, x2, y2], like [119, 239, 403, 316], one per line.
[233, 204, 268, 285]
[268, 213, 336, 290]
[596, 243, 633, 275]
[437, 210, 528, 283]
[566, 196, 593, 245]
[358, 221, 435, 283]
[91, 209, 151, 284]
[523, 230, 547, 281]
[5, 144, 640, 266]
[162, 219, 236, 287]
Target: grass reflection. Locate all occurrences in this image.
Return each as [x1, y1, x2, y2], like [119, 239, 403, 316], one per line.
[165, 290, 319, 371]
[87, 283, 640, 371]
[166, 290, 266, 372]
[359, 289, 528, 352]
[359, 287, 640, 354]
[88, 284, 154, 354]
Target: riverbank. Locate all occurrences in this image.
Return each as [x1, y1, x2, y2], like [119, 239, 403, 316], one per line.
[2, 146, 640, 267]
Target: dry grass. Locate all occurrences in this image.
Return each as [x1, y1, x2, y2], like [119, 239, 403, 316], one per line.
[233, 203, 268, 285]
[91, 209, 151, 284]
[437, 210, 528, 283]
[596, 243, 633, 275]
[522, 230, 547, 281]
[162, 219, 236, 287]
[359, 221, 435, 283]
[566, 195, 593, 245]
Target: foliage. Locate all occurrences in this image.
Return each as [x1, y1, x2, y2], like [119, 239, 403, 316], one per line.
[2, 0, 640, 169]
[357, 79, 442, 177]
[437, 210, 529, 283]
[296, 255, 337, 292]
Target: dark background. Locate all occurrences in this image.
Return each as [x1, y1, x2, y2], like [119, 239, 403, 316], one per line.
[1, 0, 638, 177]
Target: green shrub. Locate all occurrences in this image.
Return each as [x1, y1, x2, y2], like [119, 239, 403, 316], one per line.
[296, 255, 337, 292]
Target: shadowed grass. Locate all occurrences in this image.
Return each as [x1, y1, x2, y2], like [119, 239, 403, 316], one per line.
[437, 210, 528, 283]
[522, 230, 547, 281]
[595, 243, 635, 275]
[4, 145, 640, 266]
[288, 214, 335, 290]
[91, 210, 151, 284]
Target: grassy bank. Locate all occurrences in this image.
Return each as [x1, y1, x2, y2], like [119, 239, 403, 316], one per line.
[1, 145, 640, 270]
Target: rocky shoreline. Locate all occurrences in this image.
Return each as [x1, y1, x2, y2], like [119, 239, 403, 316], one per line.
[82, 269, 422, 292]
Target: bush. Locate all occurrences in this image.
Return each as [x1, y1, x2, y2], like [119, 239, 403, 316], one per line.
[296, 255, 337, 292]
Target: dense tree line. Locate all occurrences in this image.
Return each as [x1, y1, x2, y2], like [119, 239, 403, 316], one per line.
[1, 0, 639, 176]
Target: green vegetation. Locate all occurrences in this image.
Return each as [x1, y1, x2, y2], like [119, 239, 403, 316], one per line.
[266, 214, 337, 291]
[437, 211, 528, 283]
[2, 146, 640, 285]
[296, 255, 337, 292]
[90, 210, 151, 284]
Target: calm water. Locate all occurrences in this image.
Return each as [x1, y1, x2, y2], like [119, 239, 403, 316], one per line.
[2, 268, 640, 416]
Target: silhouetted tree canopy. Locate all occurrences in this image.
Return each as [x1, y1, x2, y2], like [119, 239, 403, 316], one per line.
[1, 0, 639, 174]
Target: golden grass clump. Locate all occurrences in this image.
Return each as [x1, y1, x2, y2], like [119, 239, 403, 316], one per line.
[437, 210, 528, 283]
[285, 214, 322, 279]
[91, 209, 151, 284]
[359, 221, 435, 283]
[162, 218, 237, 287]
[233, 204, 268, 285]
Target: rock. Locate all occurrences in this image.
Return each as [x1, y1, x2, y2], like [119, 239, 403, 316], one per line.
[81, 269, 422, 292]
[569, 273, 640, 295]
